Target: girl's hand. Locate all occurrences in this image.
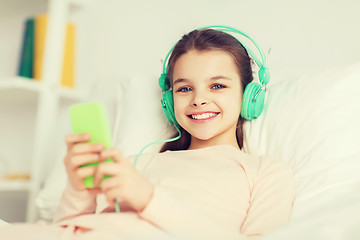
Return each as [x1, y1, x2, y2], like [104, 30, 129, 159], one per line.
[63, 133, 103, 193]
[94, 148, 154, 212]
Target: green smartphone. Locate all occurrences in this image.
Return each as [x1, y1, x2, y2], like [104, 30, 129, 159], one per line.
[69, 102, 113, 188]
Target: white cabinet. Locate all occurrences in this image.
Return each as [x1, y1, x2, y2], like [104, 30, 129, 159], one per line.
[0, 0, 89, 222]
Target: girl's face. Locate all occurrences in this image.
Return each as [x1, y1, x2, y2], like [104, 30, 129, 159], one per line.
[172, 50, 243, 150]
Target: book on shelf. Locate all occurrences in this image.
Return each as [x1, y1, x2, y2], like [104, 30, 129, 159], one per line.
[18, 14, 75, 88]
[17, 18, 34, 78]
[61, 22, 75, 88]
[33, 14, 47, 81]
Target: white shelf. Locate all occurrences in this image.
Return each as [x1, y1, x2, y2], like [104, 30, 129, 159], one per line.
[0, 76, 42, 91]
[0, 76, 87, 102]
[0, 179, 31, 192]
[0, 0, 88, 223]
[58, 86, 87, 102]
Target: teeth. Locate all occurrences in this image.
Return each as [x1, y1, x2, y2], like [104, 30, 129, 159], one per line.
[191, 113, 218, 119]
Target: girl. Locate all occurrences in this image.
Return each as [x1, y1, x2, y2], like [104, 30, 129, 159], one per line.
[2, 27, 296, 240]
[54, 28, 296, 239]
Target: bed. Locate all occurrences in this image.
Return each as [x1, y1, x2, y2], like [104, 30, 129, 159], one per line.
[34, 62, 360, 239]
[243, 62, 360, 239]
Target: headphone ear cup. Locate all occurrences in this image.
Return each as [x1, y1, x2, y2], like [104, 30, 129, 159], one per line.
[258, 66, 270, 85]
[241, 82, 265, 120]
[161, 90, 178, 126]
[159, 73, 169, 92]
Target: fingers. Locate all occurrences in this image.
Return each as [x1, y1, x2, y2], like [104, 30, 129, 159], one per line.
[100, 173, 126, 192]
[90, 149, 153, 212]
[104, 187, 122, 208]
[65, 133, 91, 150]
[76, 165, 97, 180]
[99, 175, 127, 208]
[100, 169, 154, 212]
[93, 162, 124, 187]
[64, 134, 130, 195]
[64, 133, 105, 191]
[64, 133, 105, 168]
[99, 147, 127, 164]
[88, 188, 102, 195]
[65, 133, 104, 153]
[70, 153, 100, 169]
[93, 148, 129, 187]
[72, 142, 104, 155]
[64, 144, 103, 172]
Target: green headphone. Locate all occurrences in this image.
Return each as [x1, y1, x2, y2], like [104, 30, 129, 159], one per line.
[159, 25, 270, 126]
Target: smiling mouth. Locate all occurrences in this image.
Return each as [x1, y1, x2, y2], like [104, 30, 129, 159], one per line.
[188, 112, 220, 120]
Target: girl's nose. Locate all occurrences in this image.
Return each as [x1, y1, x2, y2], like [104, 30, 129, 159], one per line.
[192, 101, 207, 107]
[191, 93, 208, 107]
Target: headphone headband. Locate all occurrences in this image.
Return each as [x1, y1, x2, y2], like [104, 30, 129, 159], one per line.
[161, 25, 270, 89]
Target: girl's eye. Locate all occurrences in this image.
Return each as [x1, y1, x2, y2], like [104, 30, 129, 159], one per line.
[177, 86, 192, 92]
[211, 84, 226, 90]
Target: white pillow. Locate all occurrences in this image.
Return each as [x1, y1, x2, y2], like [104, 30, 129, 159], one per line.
[243, 62, 360, 203]
[36, 155, 67, 221]
[113, 73, 175, 157]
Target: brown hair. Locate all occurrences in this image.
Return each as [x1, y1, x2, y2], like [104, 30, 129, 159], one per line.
[160, 28, 253, 152]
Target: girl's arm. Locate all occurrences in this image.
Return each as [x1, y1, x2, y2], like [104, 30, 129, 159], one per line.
[53, 181, 98, 224]
[53, 133, 104, 224]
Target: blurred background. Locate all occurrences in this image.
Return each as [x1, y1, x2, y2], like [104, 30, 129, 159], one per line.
[0, 0, 359, 223]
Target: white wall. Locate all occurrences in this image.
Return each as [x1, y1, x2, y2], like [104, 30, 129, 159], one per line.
[84, 0, 360, 85]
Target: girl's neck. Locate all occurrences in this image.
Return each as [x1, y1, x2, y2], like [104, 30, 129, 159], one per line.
[187, 135, 240, 151]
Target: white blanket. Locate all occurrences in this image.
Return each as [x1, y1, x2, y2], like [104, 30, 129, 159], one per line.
[260, 184, 360, 239]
